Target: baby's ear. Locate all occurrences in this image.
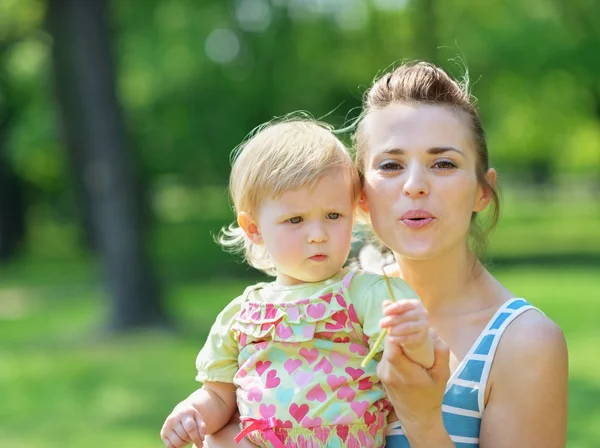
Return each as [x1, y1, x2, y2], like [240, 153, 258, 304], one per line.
[238, 212, 263, 244]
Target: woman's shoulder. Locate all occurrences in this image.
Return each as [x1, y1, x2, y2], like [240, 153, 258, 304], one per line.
[491, 302, 567, 384]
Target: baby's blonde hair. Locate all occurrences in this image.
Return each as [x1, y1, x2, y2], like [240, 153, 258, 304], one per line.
[219, 117, 361, 275]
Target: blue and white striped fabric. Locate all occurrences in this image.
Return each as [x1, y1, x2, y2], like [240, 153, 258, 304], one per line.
[386, 298, 541, 447]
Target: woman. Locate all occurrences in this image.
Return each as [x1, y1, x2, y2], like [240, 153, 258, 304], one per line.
[357, 61, 568, 447]
[204, 61, 568, 447]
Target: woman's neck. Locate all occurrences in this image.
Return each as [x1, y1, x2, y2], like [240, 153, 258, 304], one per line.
[392, 244, 492, 316]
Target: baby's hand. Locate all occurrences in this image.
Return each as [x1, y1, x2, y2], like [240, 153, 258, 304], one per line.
[380, 299, 434, 368]
[161, 400, 206, 448]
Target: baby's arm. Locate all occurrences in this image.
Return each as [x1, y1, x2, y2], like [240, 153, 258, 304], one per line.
[161, 382, 237, 448]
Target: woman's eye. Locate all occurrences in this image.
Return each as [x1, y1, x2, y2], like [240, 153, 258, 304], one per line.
[379, 161, 402, 171]
[288, 216, 303, 224]
[327, 213, 340, 220]
[433, 160, 457, 169]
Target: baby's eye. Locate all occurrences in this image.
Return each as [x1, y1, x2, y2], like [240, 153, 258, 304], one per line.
[433, 160, 457, 170]
[327, 213, 340, 220]
[288, 216, 303, 224]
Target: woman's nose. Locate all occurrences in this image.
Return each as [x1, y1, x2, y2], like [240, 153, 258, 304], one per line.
[403, 164, 429, 197]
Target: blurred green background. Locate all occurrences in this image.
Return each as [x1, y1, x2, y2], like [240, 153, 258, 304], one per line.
[0, 0, 599, 447]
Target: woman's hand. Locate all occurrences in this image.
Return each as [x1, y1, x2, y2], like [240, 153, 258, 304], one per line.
[378, 300, 451, 441]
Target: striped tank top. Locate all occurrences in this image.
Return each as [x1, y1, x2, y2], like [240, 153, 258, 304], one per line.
[386, 298, 541, 448]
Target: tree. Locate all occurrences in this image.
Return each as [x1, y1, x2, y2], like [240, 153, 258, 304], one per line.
[0, 45, 27, 262]
[46, 0, 166, 330]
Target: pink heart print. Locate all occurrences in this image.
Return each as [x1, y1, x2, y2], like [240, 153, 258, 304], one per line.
[326, 374, 347, 391]
[302, 416, 323, 428]
[313, 357, 333, 374]
[319, 292, 333, 304]
[259, 403, 276, 418]
[358, 429, 369, 446]
[334, 414, 354, 425]
[255, 341, 268, 351]
[314, 427, 331, 444]
[294, 371, 314, 388]
[335, 424, 350, 441]
[289, 403, 309, 423]
[287, 306, 300, 321]
[255, 360, 272, 376]
[358, 377, 373, 390]
[349, 343, 368, 356]
[330, 351, 349, 367]
[275, 419, 293, 429]
[265, 369, 281, 388]
[299, 348, 319, 364]
[364, 411, 377, 425]
[335, 293, 347, 307]
[306, 303, 326, 319]
[325, 311, 348, 330]
[306, 384, 327, 402]
[347, 304, 360, 324]
[284, 358, 302, 375]
[337, 384, 356, 402]
[264, 304, 277, 319]
[345, 367, 364, 381]
[275, 323, 293, 339]
[350, 400, 369, 418]
[247, 387, 262, 402]
[333, 336, 350, 343]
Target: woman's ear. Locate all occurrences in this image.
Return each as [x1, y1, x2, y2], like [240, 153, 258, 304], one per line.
[238, 212, 263, 244]
[474, 168, 497, 212]
[358, 189, 370, 214]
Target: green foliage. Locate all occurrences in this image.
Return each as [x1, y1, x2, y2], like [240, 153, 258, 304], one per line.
[0, 0, 598, 237]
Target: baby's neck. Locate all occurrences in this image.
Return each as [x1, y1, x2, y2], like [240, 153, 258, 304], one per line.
[274, 268, 346, 287]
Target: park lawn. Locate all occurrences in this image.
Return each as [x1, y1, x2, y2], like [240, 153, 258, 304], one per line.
[0, 265, 598, 447]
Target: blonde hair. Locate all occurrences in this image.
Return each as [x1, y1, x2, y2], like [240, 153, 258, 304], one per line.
[219, 117, 361, 275]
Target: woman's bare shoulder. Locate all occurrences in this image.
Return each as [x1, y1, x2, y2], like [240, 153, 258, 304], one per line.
[492, 306, 567, 379]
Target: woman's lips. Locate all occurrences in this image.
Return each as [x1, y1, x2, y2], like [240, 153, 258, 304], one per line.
[400, 209, 435, 229]
[401, 217, 435, 229]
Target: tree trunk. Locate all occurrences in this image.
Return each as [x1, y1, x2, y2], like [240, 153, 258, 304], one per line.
[46, 0, 167, 331]
[0, 109, 26, 263]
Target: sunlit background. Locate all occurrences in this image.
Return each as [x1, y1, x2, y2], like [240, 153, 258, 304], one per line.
[0, 0, 599, 446]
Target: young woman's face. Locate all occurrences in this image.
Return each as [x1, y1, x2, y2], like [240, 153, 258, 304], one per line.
[360, 102, 493, 260]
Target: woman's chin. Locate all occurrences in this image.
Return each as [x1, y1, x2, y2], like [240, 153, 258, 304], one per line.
[390, 240, 439, 261]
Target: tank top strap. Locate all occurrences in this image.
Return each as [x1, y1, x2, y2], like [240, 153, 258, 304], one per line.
[447, 298, 544, 415]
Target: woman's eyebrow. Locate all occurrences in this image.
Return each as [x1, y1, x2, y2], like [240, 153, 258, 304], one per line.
[428, 146, 467, 158]
[380, 146, 467, 158]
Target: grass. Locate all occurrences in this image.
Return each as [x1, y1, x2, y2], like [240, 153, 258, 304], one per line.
[1, 189, 599, 446]
[0, 266, 599, 447]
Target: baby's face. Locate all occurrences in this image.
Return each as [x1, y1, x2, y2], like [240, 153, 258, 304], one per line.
[256, 169, 355, 286]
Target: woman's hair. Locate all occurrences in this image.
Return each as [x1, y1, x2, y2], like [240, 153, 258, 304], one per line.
[219, 117, 361, 275]
[354, 61, 500, 256]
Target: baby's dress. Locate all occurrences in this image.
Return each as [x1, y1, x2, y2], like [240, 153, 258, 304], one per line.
[196, 268, 418, 448]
